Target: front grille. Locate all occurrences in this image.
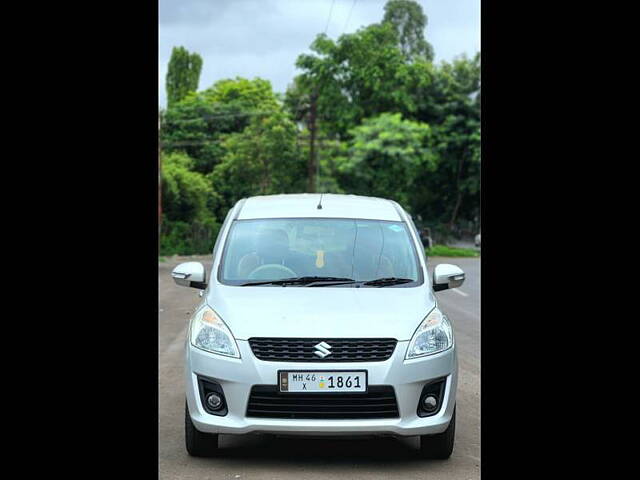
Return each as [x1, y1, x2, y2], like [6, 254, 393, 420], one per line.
[246, 385, 400, 419]
[248, 338, 397, 362]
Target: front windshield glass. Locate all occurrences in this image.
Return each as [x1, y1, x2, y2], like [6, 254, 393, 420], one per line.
[219, 218, 422, 286]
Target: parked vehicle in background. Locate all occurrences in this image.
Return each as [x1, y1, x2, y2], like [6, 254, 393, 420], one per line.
[172, 194, 464, 459]
[474, 233, 481, 247]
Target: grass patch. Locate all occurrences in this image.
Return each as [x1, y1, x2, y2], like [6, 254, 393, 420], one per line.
[159, 256, 167, 263]
[427, 244, 480, 257]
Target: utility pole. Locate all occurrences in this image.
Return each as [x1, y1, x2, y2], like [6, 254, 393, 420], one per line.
[307, 90, 318, 193]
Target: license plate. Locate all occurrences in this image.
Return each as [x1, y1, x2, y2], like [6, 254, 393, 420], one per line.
[279, 371, 367, 393]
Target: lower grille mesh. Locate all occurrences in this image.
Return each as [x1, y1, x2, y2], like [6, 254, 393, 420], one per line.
[246, 385, 399, 419]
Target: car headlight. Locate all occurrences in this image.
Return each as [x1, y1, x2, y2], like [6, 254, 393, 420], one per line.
[190, 305, 240, 358]
[405, 307, 453, 359]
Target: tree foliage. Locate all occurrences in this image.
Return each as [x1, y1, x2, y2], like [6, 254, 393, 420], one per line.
[211, 112, 305, 208]
[161, 152, 219, 222]
[166, 47, 203, 108]
[160, 152, 221, 254]
[289, 24, 432, 139]
[412, 53, 481, 226]
[161, 77, 280, 173]
[159, 1, 481, 254]
[383, 0, 434, 62]
[336, 113, 436, 206]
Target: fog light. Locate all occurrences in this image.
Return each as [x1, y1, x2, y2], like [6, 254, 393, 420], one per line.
[206, 392, 223, 410]
[422, 394, 438, 412]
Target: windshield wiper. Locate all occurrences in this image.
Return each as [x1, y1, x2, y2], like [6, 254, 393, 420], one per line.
[239, 276, 414, 287]
[305, 277, 358, 287]
[361, 277, 415, 287]
[239, 276, 355, 287]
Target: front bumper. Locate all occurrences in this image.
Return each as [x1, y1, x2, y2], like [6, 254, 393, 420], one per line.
[185, 340, 457, 437]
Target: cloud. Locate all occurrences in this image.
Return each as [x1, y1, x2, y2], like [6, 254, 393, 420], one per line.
[159, 0, 480, 107]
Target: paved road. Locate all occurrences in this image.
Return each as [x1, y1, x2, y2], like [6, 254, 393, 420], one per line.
[159, 256, 480, 479]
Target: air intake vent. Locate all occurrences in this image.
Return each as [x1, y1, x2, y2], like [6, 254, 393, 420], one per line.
[246, 385, 400, 419]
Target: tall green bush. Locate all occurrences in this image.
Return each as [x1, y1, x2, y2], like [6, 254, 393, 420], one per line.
[160, 152, 221, 255]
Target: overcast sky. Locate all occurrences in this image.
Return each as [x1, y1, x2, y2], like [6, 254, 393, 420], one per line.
[159, 0, 480, 108]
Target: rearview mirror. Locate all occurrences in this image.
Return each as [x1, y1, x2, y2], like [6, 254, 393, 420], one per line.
[432, 264, 465, 292]
[171, 262, 207, 289]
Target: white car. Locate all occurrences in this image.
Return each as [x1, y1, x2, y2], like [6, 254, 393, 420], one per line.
[172, 194, 463, 459]
[475, 233, 481, 247]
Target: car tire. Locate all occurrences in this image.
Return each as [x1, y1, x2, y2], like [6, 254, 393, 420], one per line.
[419, 406, 455, 459]
[185, 401, 219, 457]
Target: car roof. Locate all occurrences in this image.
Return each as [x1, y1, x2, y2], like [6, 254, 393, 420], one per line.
[237, 194, 403, 221]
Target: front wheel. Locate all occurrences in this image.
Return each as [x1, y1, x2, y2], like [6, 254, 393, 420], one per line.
[419, 406, 455, 459]
[185, 401, 219, 457]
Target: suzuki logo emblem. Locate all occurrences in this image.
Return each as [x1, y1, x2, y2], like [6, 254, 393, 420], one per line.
[314, 341, 332, 358]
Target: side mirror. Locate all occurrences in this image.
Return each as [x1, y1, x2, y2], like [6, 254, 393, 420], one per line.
[432, 263, 465, 292]
[171, 262, 207, 289]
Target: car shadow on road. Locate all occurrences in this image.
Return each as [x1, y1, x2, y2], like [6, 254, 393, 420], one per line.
[207, 434, 437, 466]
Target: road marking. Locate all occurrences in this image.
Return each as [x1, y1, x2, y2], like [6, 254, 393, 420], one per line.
[452, 288, 469, 297]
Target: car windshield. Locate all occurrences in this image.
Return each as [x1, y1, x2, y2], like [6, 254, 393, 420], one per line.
[219, 218, 422, 286]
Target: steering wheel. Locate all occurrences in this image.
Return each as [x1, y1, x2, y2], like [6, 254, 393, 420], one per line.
[247, 264, 297, 280]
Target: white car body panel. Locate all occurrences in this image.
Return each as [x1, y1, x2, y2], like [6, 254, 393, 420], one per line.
[238, 193, 402, 221]
[182, 193, 459, 438]
[211, 285, 437, 341]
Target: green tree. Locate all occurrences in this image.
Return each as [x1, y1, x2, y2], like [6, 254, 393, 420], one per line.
[335, 113, 436, 207]
[160, 151, 222, 255]
[161, 77, 281, 174]
[210, 112, 305, 209]
[382, 0, 434, 62]
[166, 46, 203, 108]
[161, 151, 219, 222]
[158, 7, 481, 252]
[412, 54, 481, 229]
[288, 24, 433, 140]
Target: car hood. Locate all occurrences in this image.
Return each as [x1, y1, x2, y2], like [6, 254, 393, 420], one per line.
[207, 285, 436, 341]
